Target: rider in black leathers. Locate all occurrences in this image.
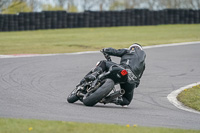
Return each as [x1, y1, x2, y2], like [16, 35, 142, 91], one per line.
[80, 43, 146, 106]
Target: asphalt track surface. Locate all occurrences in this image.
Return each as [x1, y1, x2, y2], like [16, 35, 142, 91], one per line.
[0, 43, 200, 129]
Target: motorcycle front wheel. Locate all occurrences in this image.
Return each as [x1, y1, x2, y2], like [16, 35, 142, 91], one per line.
[67, 88, 79, 103]
[83, 78, 114, 106]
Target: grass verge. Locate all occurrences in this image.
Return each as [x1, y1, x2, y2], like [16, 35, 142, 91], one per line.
[0, 118, 200, 133]
[177, 84, 200, 112]
[0, 24, 200, 54]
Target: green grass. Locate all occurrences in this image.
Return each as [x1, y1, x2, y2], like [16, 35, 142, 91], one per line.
[177, 85, 200, 112]
[0, 118, 200, 133]
[0, 24, 200, 54]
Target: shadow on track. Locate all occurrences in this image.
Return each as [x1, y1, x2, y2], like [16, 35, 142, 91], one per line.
[67, 102, 132, 110]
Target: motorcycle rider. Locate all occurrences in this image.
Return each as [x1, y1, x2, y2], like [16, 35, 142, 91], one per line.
[80, 43, 146, 106]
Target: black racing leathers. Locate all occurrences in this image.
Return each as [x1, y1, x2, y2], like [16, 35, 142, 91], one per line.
[103, 47, 146, 79]
[102, 47, 146, 105]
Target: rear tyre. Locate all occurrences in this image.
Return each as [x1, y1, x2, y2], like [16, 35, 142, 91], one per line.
[67, 88, 79, 103]
[83, 78, 114, 106]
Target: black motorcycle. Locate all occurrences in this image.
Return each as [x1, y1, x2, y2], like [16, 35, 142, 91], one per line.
[67, 51, 133, 106]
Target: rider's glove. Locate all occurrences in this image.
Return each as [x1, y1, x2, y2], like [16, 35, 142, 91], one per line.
[100, 48, 106, 53]
[105, 54, 109, 58]
[105, 54, 111, 61]
[101, 48, 111, 61]
[101, 48, 110, 52]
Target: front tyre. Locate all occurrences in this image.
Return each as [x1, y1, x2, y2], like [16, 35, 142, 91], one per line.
[83, 78, 114, 106]
[67, 88, 79, 103]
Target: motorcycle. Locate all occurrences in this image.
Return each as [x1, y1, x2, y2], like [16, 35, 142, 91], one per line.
[67, 50, 133, 106]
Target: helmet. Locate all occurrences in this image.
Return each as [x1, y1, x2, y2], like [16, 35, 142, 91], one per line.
[129, 43, 143, 51]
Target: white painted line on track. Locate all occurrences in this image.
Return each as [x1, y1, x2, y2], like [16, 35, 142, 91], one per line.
[167, 82, 200, 114]
[0, 41, 200, 114]
[0, 51, 99, 58]
[143, 41, 200, 49]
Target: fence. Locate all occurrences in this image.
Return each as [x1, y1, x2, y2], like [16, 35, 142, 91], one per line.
[0, 9, 199, 31]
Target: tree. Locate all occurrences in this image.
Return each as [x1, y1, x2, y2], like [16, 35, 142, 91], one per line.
[109, 0, 125, 10]
[0, 0, 11, 12]
[27, 0, 41, 12]
[67, 0, 78, 12]
[109, 0, 146, 10]
[80, 0, 100, 11]
[42, 4, 64, 11]
[124, 0, 141, 9]
[98, 0, 107, 11]
[159, 0, 182, 9]
[2, 0, 31, 14]
[188, 0, 200, 9]
[57, 0, 66, 7]
[142, 0, 158, 10]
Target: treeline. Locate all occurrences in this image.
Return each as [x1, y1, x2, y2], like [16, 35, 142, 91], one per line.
[0, 9, 199, 32]
[0, 0, 200, 14]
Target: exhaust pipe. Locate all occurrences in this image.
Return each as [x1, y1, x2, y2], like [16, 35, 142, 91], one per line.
[119, 89, 125, 95]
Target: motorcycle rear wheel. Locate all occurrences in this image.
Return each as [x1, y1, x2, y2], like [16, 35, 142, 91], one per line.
[83, 78, 114, 106]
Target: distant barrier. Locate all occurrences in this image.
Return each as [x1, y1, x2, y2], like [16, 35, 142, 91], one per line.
[0, 9, 199, 31]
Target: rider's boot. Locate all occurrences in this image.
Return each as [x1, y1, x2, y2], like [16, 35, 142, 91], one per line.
[112, 97, 129, 107]
[101, 96, 128, 107]
[108, 97, 123, 105]
[84, 66, 103, 81]
[101, 96, 123, 105]
[78, 66, 103, 86]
